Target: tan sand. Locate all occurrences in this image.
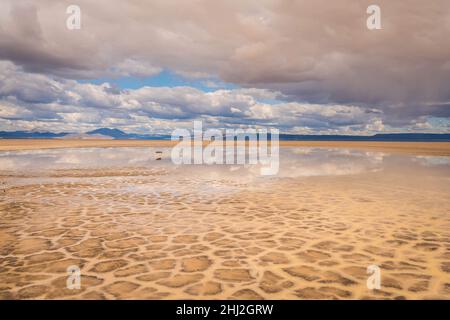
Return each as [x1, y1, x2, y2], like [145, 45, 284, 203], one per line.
[0, 145, 449, 299]
[0, 139, 450, 156]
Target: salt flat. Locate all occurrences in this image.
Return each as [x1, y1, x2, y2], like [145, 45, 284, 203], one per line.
[0, 146, 449, 299]
[0, 139, 449, 156]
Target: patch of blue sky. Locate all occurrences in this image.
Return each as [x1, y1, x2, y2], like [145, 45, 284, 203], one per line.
[257, 97, 285, 105]
[77, 69, 239, 92]
[427, 117, 450, 131]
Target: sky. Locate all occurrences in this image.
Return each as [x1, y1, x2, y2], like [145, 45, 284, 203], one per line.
[0, 0, 449, 134]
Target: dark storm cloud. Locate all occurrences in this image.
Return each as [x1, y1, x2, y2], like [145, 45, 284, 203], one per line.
[0, 0, 449, 132]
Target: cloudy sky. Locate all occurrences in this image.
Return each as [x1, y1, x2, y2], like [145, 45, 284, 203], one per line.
[0, 0, 449, 134]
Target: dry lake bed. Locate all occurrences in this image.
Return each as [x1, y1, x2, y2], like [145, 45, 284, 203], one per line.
[0, 141, 449, 299]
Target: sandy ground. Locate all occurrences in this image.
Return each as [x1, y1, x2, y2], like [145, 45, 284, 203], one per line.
[0, 145, 449, 300]
[0, 139, 450, 156]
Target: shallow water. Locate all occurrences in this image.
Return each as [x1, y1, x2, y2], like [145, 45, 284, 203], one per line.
[1, 146, 449, 178]
[0, 147, 449, 299]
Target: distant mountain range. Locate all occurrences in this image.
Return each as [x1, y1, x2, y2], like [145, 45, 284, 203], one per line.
[276, 133, 450, 142]
[0, 128, 449, 141]
[0, 128, 171, 140]
[0, 131, 69, 139]
[84, 128, 170, 140]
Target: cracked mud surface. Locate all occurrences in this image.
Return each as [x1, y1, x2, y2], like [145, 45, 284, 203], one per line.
[0, 147, 449, 299]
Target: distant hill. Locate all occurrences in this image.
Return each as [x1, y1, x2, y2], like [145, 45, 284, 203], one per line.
[87, 128, 170, 140]
[58, 133, 113, 140]
[0, 129, 449, 141]
[86, 128, 129, 139]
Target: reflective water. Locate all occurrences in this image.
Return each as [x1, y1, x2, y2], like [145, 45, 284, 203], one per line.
[0, 146, 448, 175]
[0, 147, 449, 193]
